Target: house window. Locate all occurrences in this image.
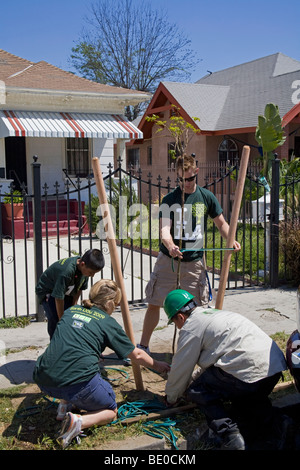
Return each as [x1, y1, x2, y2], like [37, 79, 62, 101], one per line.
[218, 138, 239, 165]
[128, 148, 140, 168]
[147, 146, 152, 166]
[167, 142, 182, 171]
[66, 138, 90, 177]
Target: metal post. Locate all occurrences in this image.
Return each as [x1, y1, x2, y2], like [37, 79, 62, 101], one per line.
[270, 156, 280, 287]
[31, 156, 44, 321]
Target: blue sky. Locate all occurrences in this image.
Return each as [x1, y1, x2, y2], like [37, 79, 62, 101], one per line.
[1, 0, 299, 82]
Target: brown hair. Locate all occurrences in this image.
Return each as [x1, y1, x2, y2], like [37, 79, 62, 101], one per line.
[82, 279, 122, 311]
[175, 154, 197, 172]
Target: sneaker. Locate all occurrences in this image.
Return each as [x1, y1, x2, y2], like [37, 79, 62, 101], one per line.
[123, 357, 131, 366]
[137, 343, 150, 355]
[220, 430, 245, 450]
[56, 402, 71, 421]
[57, 412, 82, 449]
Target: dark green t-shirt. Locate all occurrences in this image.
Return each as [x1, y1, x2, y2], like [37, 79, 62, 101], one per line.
[35, 256, 89, 303]
[159, 185, 223, 261]
[33, 305, 135, 387]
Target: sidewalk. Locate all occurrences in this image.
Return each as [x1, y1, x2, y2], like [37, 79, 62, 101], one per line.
[0, 284, 298, 390]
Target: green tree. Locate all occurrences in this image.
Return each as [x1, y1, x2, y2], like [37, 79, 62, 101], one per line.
[255, 103, 286, 178]
[146, 105, 201, 158]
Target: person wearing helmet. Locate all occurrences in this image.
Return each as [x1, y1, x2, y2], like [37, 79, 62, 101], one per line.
[163, 289, 290, 450]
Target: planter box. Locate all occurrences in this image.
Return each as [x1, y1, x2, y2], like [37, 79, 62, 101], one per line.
[1, 202, 24, 219]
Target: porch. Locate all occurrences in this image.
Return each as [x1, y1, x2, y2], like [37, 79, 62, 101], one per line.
[1, 198, 88, 239]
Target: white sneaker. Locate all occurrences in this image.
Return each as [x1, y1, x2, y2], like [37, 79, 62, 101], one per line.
[137, 344, 150, 355]
[57, 412, 82, 449]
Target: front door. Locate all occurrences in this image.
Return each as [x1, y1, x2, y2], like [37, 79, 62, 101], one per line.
[5, 137, 27, 191]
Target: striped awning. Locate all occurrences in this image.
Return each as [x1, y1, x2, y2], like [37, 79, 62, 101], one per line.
[0, 110, 143, 139]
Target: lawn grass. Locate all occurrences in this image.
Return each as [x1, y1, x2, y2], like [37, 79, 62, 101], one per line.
[0, 332, 295, 451]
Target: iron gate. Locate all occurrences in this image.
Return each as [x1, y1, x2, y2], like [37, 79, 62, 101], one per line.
[0, 157, 299, 319]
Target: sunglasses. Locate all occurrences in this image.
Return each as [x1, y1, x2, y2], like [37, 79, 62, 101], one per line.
[177, 174, 197, 183]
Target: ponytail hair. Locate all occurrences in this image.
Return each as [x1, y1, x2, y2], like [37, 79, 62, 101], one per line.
[82, 279, 121, 312]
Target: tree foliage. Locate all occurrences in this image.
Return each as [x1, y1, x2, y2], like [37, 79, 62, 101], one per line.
[255, 103, 286, 178]
[70, 0, 200, 119]
[146, 105, 201, 157]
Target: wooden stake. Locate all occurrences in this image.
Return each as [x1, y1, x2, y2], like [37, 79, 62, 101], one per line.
[215, 145, 250, 310]
[92, 157, 144, 391]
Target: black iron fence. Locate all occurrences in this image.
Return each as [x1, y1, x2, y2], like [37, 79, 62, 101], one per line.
[0, 157, 299, 319]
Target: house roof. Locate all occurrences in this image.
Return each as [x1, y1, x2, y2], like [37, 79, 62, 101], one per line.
[194, 52, 300, 131]
[0, 50, 148, 139]
[0, 49, 149, 98]
[160, 81, 230, 131]
[141, 53, 300, 135]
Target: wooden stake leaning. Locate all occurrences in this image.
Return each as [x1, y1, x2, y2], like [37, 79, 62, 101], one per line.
[92, 157, 144, 391]
[215, 145, 251, 310]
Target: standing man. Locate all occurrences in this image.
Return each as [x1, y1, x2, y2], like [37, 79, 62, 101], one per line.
[163, 289, 289, 450]
[138, 155, 240, 353]
[36, 248, 105, 339]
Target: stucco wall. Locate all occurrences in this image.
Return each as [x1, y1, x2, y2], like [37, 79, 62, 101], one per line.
[25, 136, 114, 203]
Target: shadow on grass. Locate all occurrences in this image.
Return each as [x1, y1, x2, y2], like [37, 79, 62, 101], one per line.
[1, 385, 60, 449]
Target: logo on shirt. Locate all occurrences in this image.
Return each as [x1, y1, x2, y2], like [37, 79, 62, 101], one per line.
[72, 312, 92, 323]
[72, 320, 84, 329]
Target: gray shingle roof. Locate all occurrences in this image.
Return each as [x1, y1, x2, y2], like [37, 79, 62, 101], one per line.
[161, 81, 230, 131]
[163, 53, 300, 131]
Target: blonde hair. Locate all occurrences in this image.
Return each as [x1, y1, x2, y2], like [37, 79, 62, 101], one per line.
[82, 279, 122, 311]
[175, 154, 197, 172]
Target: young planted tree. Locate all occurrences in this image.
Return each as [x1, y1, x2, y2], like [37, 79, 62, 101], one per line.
[145, 105, 201, 158]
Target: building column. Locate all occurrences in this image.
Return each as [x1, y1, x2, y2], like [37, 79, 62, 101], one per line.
[0, 138, 13, 193]
[116, 139, 127, 171]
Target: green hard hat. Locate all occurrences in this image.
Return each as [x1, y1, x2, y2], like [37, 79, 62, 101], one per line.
[163, 289, 195, 324]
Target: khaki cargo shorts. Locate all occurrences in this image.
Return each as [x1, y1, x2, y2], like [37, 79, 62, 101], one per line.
[145, 252, 209, 307]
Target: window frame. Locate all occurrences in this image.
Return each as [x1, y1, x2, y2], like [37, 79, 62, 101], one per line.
[218, 138, 239, 165]
[167, 141, 183, 171]
[65, 137, 91, 178]
[127, 147, 140, 169]
[147, 146, 152, 166]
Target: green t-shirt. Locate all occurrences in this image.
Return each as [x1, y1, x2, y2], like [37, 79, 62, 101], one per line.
[159, 185, 223, 261]
[35, 256, 89, 303]
[33, 305, 135, 387]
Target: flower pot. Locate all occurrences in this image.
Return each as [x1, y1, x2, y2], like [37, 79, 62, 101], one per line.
[2, 202, 24, 219]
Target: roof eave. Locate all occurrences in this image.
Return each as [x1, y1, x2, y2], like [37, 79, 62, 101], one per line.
[282, 102, 300, 127]
[5, 85, 151, 102]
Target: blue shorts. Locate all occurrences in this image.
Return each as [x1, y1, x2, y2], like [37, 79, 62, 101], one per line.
[39, 372, 117, 412]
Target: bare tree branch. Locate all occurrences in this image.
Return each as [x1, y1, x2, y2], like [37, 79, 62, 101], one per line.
[70, 0, 201, 119]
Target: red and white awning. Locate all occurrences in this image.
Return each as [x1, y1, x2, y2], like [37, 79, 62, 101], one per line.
[0, 110, 143, 139]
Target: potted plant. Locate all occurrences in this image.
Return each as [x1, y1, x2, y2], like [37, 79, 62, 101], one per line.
[2, 190, 24, 219]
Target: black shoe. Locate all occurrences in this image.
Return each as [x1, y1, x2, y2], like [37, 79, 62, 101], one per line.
[220, 430, 245, 450]
[272, 413, 294, 450]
